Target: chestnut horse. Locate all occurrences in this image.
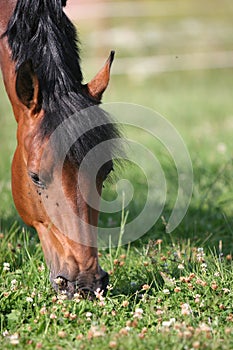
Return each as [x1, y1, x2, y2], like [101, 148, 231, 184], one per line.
[0, 0, 120, 298]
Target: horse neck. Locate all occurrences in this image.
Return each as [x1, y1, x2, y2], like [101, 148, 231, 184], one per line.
[0, 1, 18, 108]
[0, 1, 16, 33]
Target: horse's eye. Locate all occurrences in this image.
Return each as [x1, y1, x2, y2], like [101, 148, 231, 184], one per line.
[106, 166, 113, 178]
[103, 163, 114, 181]
[97, 161, 114, 181]
[29, 172, 46, 189]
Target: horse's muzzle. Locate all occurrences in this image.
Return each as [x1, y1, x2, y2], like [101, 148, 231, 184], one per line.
[51, 270, 109, 299]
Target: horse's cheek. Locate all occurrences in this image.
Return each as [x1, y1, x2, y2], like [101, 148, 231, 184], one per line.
[11, 147, 43, 226]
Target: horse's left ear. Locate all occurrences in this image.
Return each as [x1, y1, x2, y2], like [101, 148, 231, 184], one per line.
[84, 51, 115, 102]
[16, 60, 42, 115]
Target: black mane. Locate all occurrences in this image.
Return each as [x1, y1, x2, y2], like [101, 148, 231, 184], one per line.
[6, 0, 83, 99]
[4, 0, 120, 169]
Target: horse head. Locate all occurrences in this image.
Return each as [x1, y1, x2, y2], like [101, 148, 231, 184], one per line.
[0, 0, 120, 298]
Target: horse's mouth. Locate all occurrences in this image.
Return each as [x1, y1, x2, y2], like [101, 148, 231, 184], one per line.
[53, 277, 94, 300]
[51, 271, 109, 299]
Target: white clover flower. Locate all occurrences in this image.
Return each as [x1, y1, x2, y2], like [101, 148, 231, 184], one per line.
[11, 279, 18, 291]
[133, 308, 143, 319]
[73, 293, 82, 302]
[26, 297, 33, 303]
[9, 333, 19, 345]
[201, 263, 207, 269]
[88, 325, 106, 338]
[94, 288, 105, 301]
[106, 284, 113, 291]
[99, 301, 106, 307]
[163, 289, 170, 295]
[178, 264, 184, 270]
[181, 303, 192, 316]
[57, 292, 68, 301]
[3, 262, 10, 271]
[199, 323, 212, 332]
[38, 263, 45, 272]
[197, 248, 205, 262]
[162, 318, 176, 327]
[54, 277, 64, 286]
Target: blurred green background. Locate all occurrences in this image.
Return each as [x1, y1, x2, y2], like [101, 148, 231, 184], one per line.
[1, 0, 233, 251]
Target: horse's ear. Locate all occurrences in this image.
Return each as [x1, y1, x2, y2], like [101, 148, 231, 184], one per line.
[16, 61, 42, 114]
[85, 51, 115, 102]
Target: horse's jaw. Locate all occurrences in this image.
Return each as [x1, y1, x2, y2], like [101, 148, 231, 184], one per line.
[33, 221, 108, 299]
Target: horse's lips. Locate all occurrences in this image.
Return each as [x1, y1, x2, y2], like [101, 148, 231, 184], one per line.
[51, 270, 109, 299]
[52, 276, 86, 299]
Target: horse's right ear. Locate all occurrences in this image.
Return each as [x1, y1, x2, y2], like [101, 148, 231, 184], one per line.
[16, 61, 42, 114]
[84, 51, 115, 102]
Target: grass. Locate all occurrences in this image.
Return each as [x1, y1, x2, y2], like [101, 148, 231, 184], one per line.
[1, 0, 233, 348]
[0, 228, 233, 349]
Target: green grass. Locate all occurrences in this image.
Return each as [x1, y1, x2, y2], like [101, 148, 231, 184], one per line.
[1, 0, 233, 348]
[0, 228, 233, 349]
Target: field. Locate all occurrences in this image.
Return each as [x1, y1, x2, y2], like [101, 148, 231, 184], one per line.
[1, 0, 233, 349]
